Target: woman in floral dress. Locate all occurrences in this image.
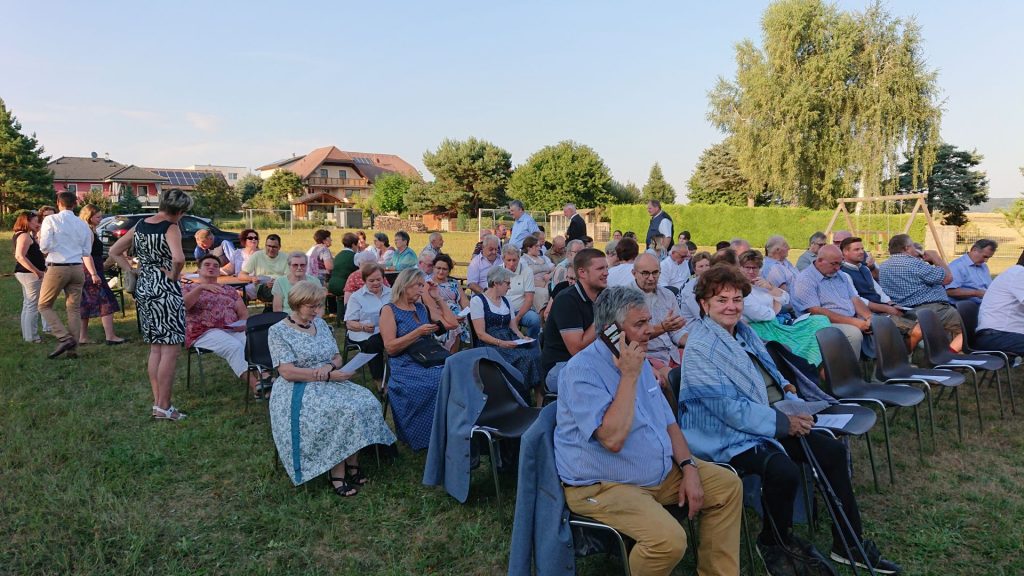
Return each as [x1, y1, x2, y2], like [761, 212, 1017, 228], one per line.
[430, 253, 469, 351]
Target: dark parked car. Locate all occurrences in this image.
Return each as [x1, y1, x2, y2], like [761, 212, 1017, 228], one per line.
[97, 214, 239, 261]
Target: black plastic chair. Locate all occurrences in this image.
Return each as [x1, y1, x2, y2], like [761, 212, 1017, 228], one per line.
[472, 358, 541, 501]
[955, 300, 1017, 415]
[817, 327, 927, 484]
[244, 312, 287, 405]
[917, 308, 1001, 432]
[872, 315, 966, 442]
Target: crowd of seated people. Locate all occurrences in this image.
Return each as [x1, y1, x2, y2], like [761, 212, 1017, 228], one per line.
[44, 191, 1024, 573]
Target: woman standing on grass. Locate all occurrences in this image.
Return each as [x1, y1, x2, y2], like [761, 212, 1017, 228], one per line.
[77, 204, 125, 345]
[13, 211, 46, 343]
[268, 280, 396, 497]
[109, 188, 192, 421]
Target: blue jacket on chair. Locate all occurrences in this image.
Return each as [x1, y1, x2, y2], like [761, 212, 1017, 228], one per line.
[422, 348, 526, 503]
[508, 403, 574, 576]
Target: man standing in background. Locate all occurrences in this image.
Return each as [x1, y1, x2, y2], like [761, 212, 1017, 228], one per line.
[564, 203, 587, 243]
[646, 200, 673, 251]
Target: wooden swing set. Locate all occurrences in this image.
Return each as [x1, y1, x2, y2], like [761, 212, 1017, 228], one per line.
[824, 192, 947, 260]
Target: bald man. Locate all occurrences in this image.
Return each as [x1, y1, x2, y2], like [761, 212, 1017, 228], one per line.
[792, 245, 874, 355]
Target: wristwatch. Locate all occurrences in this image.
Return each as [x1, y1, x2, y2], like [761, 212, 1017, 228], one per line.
[677, 458, 698, 472]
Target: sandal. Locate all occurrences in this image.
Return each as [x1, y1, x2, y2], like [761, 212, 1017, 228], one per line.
[345, 464, 369, 486]
[152, 405, 187, 421]
[327, 473, 359, 497]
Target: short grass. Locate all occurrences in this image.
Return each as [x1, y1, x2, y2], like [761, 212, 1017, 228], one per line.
[2, 231, 1024, 575]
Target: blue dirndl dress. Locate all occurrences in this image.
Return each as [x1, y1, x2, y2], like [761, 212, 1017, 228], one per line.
[474, 294, 541, 397]
[386, 302, 444, 451]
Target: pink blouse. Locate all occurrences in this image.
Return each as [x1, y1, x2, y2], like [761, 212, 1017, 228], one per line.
[184, 284, 242, 348]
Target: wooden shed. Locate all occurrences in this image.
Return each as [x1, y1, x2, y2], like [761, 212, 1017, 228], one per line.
[290, 191, 346, 220]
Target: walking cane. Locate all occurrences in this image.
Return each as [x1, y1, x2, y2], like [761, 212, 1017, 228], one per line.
[799, 434, 877, 576]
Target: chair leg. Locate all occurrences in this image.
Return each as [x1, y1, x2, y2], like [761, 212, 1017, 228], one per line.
[863, 431, 880, 493]
[924, 386, 937, 447]
[969, 371, 983, 433]
[990, 370, 1005, 419]
[954, 386, 963, 442]
[475, 429, 501, 501]
[196, 352, 206, 387]
[1006, 364, 1017, 415]
[186, 350, 192, 388]
[881, 409, 895, 485]
[913, 404, 924, 459]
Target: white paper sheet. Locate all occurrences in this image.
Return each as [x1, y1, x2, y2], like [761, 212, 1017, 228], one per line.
[792, 313, 812, 325]
[947, 358, 988, 366]
[513, 338, 535, 346]
[340, 352, 378, 373]
[815, 414, 854, 429]
[774, 399, 830, 416]
[457, 308, 471, 319]
[226, 319, 246, 328]
[911, 374, 950, 382]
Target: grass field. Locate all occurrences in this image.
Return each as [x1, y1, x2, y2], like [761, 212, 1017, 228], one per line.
[2, 229, 1024, 575]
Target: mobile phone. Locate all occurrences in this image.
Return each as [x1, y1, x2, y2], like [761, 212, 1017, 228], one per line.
[600, 323, 624, 357]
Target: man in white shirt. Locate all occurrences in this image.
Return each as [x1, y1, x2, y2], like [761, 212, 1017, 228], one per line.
[38, 192, 101, 359]
[659, 243, 691, 291]
[633, 254, 687, 369]
[976, 250, 1024, 355]
[501, 245, 542, 339]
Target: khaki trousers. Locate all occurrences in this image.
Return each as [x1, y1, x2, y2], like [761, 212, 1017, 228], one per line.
[564, 460, 742, 576]
[38, 265, 84, 344]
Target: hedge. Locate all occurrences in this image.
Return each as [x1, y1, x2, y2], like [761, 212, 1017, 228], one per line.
[609, 204, 927, 250]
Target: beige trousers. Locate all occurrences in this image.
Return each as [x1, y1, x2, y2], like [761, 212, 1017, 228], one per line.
[38, 265, 84, 344]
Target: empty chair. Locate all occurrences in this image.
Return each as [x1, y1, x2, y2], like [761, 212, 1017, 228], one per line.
[817, 326, 928, 484]
[244, 312, 287, 404]
[872, 314, 966, 442]
[473, 359, 541, 500]
[955, 300, 1017, 415]
[918, 308, 1003, 431]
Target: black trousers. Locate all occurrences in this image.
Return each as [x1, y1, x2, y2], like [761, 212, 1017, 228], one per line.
[351, 333, 385, 380]
[730, 432, 863, 550]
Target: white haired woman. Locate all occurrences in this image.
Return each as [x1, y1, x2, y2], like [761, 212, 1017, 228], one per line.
[109, 188, 192, 421]
[268, 280, 396, 497]
[379, 268, 459, 451]
[272, 252, 321, 313]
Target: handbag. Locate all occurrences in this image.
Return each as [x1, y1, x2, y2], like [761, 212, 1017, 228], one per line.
[404, 306, 450, 367]
[123, 267, 139, 296]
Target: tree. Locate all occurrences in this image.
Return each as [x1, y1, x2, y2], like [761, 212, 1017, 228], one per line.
[192, 175, 241, 220]
[708, 0, 942, 208]
[422, 137, 512, 215]
[0, 98, 54, 215]
[79, 190, 114, 214]
[642, 162, 676, 205]
[251, 169, 302, 210]
[371, 172, 411, 214]
[686, 140, 771, 207]
[404, 181, 442, 214]
[235, 174, 264, 204]
[996, 167, 1024, 234]
[115, 184, 142, 214]
[507, 140, 613, 214]
[898, 143, 988, 227]
[607, 180, 642, 204]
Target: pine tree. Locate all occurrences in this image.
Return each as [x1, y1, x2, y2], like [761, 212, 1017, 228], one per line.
[0, 98, 54, 215]
[642, 162, 675, 205]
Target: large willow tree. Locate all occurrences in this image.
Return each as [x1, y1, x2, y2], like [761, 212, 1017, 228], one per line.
[708, 0, 942, 209]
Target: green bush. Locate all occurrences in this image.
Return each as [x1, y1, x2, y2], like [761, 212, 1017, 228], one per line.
[609, 204, 926, 249]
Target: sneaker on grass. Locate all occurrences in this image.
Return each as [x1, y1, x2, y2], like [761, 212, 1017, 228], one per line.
[830, 538, 902, 575]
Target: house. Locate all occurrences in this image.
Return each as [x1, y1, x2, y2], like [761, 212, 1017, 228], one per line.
[189, 164, 251, 187]
[256, 145, 418, 205]
[145, 168, 229, 194]
[48, 156, 168, 208]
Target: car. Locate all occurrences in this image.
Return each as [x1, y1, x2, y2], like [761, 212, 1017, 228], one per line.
[97, 214, 240, 261]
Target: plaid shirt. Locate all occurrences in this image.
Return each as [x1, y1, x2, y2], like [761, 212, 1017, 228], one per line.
[878, 253, 948, 307]
[791, 263, 858, 316]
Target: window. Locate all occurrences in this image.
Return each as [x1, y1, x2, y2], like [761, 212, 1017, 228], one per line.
[179, 217, 209, 234]
[320, 169, 328, 178]
[228, 173, 238, 180]
[66, 183, 77, 193]
[138, 185, 149, 196]
[339, 170, 347, 179]
[90, 184, 102, 193]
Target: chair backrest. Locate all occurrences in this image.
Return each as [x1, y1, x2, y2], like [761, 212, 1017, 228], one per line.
[816, 326, 864, 395]
[955, 300, 981, 352]
[245, 312, 288, 369]
[476, 359, 526, 424]
[663, 284, 680, 297]
[916, 308, 953, 366]
[871, 314, 911, 380]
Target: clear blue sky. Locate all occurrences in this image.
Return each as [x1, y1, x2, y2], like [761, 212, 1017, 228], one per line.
[3, 0, 1021, 200]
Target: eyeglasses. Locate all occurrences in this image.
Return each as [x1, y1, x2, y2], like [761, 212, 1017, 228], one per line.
[290, 263, 306, 268]
[245, 236, 258, 241]
[741, 265, 761, 272]
[635, 270, 660, 278]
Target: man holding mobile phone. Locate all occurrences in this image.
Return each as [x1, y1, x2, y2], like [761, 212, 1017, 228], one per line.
[555, 286, 742, 576]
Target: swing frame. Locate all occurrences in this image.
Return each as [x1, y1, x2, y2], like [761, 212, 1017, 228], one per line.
[824, 193, 947, 260]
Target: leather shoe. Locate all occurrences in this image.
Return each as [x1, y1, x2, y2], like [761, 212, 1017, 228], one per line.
[48, 339, 78, 359]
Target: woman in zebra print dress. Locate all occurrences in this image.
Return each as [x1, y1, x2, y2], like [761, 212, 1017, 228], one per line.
[109, 189, 193, 421]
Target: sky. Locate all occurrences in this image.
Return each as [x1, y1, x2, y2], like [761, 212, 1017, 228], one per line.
[3, 0, 1022, 201]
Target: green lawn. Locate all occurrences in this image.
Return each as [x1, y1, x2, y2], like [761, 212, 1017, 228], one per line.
[2, 230, 1023, 575]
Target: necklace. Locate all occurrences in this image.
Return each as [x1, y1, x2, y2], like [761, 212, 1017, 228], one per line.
[287, 316, 312, 330]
